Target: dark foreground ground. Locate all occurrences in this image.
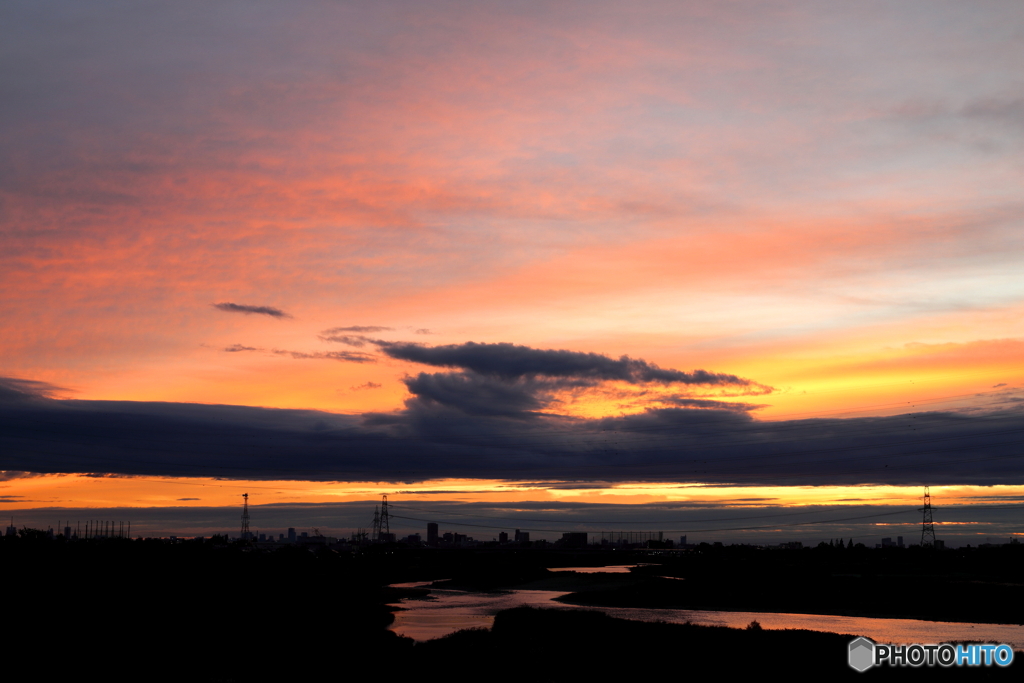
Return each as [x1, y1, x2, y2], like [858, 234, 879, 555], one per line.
[3, 537, 1020, 681]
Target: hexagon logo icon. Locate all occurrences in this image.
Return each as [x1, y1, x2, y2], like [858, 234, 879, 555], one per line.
[848, 637, 875, 672]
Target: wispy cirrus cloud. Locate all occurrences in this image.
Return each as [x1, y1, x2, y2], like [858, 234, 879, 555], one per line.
[271, 349, 375, 363]
[321, 326, 393, 334]
[212, 303, 291, 318]
[221, 345, 375, 363]
[318, 335, 376, 348]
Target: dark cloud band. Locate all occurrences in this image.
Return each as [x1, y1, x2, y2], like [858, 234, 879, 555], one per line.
[2, 377, 1023, 486]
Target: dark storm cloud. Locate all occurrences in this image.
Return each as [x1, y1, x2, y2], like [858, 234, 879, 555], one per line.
[319, 339, 770, 418]
[403, 372, 548, 418]
[211, 303, 291, 318]
[3, 384, 1024, 486]
[379, 341, 762, 388]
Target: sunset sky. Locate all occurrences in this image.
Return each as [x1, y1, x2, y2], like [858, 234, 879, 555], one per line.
[2, 1, 1023, 543]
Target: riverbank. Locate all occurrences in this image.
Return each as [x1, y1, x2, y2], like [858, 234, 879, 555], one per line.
[413, 605, 1019, 679]
[553, 573, 1024, 625]
[430, 562, 1024, 626]
[552, 550, 1024, 626]
[389, 579, 1024, 651]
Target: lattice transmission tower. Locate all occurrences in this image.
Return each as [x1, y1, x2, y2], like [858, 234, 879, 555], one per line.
[380, 494, 390, 539]
[920, 486, 935, 547]
[370, 495, 392, 541]
[241, 492, 251, 541]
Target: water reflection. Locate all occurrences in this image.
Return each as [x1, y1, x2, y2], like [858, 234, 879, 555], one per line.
[389, 584, 571, 642]
[548, 564, 652, 574]
[388, 582, 1024, 648]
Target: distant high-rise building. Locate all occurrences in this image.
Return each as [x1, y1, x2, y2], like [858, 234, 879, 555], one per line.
[498, 531, 508, 543]
[427, 522, 438, 546]
[897, 536, 904, 548]
[679, 535, 687, 547]
[514, 529, 529, 543]
[288, 528, 296, 543]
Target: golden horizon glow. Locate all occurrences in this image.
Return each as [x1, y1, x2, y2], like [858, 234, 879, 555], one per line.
[3, 473, 1022, 512]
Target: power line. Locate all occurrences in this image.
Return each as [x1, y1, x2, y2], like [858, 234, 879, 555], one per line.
[388, 502, 859, 525]
[389, 503, 1024, 535]
[387, 507, 923, 534]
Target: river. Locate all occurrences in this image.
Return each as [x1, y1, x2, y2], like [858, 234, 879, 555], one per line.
[388, 572, 1024, 648]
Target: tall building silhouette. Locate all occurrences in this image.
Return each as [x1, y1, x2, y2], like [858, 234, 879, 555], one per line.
[427, 522, 438, 546]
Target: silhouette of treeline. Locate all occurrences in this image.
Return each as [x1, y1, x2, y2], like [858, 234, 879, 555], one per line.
[3, 535, 1020, 680]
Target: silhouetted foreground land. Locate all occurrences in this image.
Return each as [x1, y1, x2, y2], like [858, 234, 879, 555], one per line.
[555, 544, 1024, 625]
[4, 536, 409, 681]
[4, 536, 1020, 680]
